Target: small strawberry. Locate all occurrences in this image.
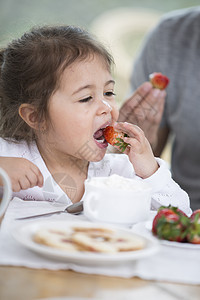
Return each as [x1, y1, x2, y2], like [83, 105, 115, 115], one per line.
[152, 205, 189, 242]
[186, 210, 200, 244]
[103, 126, 129, 152]
[149, 72, 169, 90]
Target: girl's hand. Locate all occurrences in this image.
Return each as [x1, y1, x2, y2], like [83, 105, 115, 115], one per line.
[114, 122, 158, 178]
[0, 157, 43, 192]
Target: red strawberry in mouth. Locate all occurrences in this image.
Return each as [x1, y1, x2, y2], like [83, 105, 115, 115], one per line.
[149, 72, 169, 90]
[103, 125, 129, 152]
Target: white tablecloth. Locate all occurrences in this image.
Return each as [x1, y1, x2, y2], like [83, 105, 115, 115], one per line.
[0, 197, 200, 285]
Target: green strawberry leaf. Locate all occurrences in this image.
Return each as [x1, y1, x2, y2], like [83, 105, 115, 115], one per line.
[114, 138, 129, 152]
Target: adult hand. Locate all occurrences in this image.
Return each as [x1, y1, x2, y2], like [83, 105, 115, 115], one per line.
[118, 82, 166, 149]
[0, 157, 43, 192]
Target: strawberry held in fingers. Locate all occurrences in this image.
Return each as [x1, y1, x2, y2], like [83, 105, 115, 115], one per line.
[103, 125, 129, 152]
[149, 72, 169, 90]
[152, 205, 189, 242]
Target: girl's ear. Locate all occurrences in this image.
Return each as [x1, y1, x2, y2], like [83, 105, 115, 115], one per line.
[18, 104, 44, 130]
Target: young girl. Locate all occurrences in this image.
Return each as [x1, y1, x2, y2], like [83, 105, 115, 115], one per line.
[0, 25, 191, 214]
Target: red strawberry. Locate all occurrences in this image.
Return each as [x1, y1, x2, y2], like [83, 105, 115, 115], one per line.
[149, 72, 169, 90]
[152, 205, 189, 242]
[103, 126, 129, 152]
[190, 209, 200, 222]
[187, 210, 200, 244]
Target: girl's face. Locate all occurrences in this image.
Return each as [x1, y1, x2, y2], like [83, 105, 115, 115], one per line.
[41, 54, 119, 162]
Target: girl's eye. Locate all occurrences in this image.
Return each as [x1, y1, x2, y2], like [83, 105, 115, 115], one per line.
[104, 91, 116, 97]
[79, 96, 93, 103]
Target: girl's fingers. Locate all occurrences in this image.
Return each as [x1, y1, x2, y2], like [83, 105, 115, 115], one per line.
[18, 170, 43, 190]
[16, 166, 44, 191]
[18, 176, 32, 190]
[30, 165, 44, 187]
[12, 182, 22, 193]
[114, 122, 145, 142]
[123, 138, 137, 151]
[25, 172, 40, 188]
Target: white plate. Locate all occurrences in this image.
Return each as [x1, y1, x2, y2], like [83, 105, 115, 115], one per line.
[132, 221, 200, 250]
[12, 220, 159, 265]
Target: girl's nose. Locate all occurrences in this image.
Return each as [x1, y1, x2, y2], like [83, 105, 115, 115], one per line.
[97, 98, 119, 122]
[97, 99, 112, 114]
[102, 100, 112, 111]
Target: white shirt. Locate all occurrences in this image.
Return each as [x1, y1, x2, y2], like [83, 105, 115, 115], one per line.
[0, 138, 191, 215]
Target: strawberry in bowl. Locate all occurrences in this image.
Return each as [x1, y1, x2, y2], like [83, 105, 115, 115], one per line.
[149, 72, 169, 90]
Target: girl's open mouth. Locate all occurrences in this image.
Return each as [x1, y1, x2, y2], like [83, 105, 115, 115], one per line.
[93, 127, 108, 148]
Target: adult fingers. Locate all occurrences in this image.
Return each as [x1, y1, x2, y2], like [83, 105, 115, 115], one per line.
[145, 90, 166, 125]
[118, 82, 153, 122]
[135, 89, 166, 120]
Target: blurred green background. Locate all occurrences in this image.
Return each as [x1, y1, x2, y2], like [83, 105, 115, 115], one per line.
[1, 0, 199, 102]
[1, 0, 200, 41]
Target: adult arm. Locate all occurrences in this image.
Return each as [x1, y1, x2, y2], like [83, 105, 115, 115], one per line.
[119, 20, 170, 155]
